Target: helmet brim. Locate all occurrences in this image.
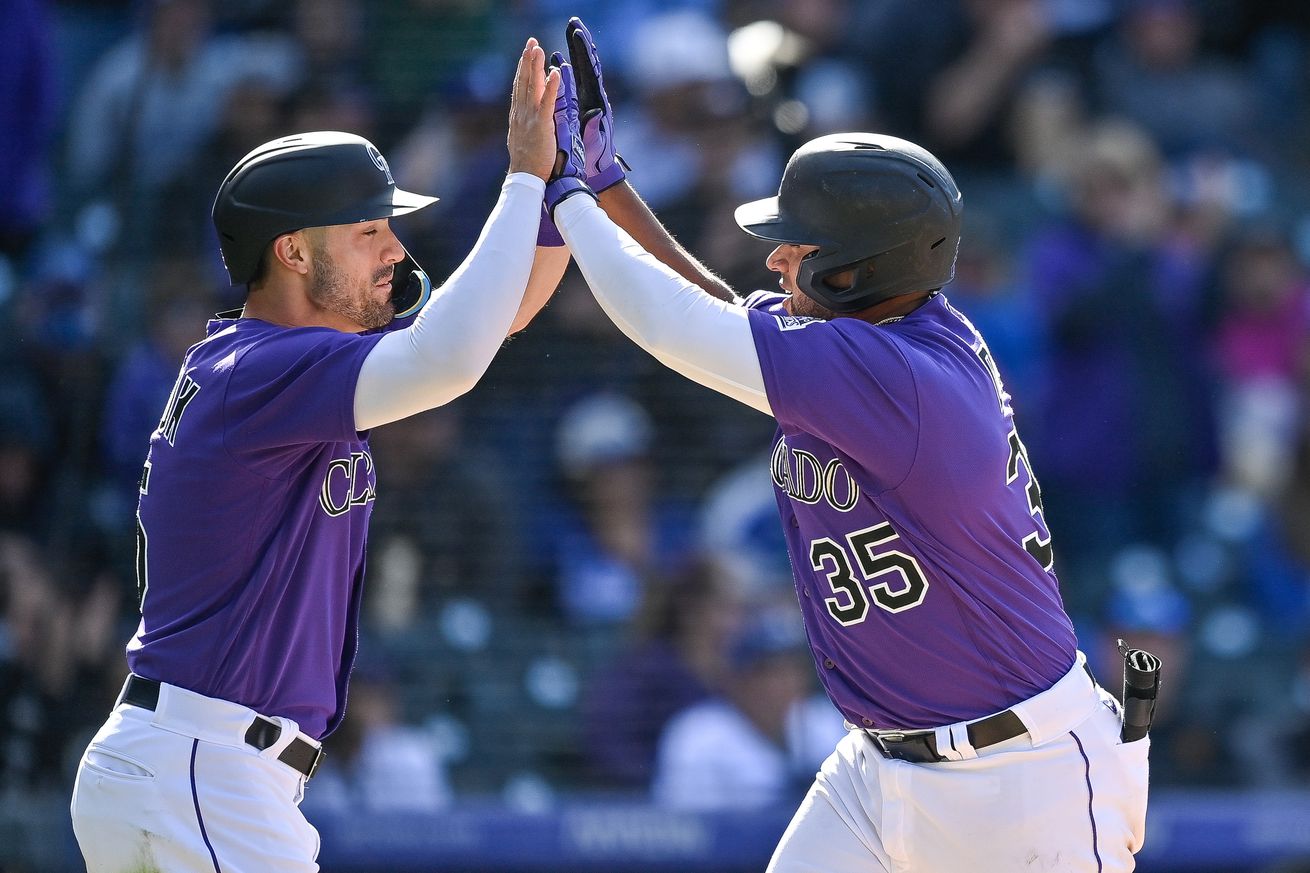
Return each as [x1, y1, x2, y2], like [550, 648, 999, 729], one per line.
[734, 196, 813, 244]
[387, 188, 439, 215]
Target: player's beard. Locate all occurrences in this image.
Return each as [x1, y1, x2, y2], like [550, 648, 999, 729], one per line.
[308, 248, 395, 331]
[786, 288, 837, 321]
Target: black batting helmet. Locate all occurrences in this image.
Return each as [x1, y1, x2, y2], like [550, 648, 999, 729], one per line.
[212, 131, 438, 318]
[735, 133, 963, 313]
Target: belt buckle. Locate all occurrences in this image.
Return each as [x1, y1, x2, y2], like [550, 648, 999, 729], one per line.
[870, 729, 945, 764]
[306, 746, 326, 781]
[869, 731, 905, 759]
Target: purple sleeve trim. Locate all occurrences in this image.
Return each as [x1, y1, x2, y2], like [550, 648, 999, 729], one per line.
[536, 203, 566, 247]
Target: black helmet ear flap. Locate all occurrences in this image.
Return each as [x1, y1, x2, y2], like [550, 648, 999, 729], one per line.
[390, 248, 433, 319]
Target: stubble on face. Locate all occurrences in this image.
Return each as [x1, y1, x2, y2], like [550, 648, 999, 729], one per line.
[307, 234, 395, 331]
[784, 286, 838, 321]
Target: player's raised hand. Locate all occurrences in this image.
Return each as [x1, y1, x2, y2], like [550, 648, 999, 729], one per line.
[567, 17, 630, 192]
[543, 58, 595, 215]
[507, 38, 560, 181]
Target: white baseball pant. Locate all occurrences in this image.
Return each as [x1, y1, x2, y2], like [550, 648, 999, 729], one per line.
[768, 653, 1150, 872]
[70, 679, 322, 873]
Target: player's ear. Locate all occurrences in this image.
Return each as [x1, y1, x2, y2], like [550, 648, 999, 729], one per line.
[272, 231, 312, 277]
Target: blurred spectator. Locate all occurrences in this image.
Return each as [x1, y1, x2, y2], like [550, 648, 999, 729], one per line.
[362, 0, 503, 142]
[697, 450, 793, 601]
[548, 391, 692, 628]
[1024, 119, 1215, 614]
[948, 210, 1047, 407]
[724, 0, 874, 139]
[578, 556, 745, 790]
[308, 658, 452, 812]
[62, 0, 298, 321]
[363, 401, 525, 634]
[0, 534, 122, 795]
[1210, 225, 1310, 500]
[1093, 0, 1261, 161]
[99, 259, 214, 511]
[650, 608, 845, 810]
[389, 53, 524, 278]
[862, 0, 1111, 171]
[0, 0, 57, 262]
[610, 10, 756, 233]
[0, 367, 56, 542]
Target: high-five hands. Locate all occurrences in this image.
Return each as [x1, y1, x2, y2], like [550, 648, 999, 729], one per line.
[566, 17, 630, 192]
[543, 53, 595, 216]
[507, 38, 561, 182]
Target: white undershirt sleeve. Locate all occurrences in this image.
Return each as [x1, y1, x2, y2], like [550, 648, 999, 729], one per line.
[554, 195, 773, 417]
[354, 173, 544, 430]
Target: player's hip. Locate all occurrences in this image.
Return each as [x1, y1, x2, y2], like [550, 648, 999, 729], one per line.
[71, 696, 322, 872]
[810, 654, 1148, 871]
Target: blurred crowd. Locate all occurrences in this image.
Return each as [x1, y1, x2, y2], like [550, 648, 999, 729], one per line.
[4, 0, 1310, 853]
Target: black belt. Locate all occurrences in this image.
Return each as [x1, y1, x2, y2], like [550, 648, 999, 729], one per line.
[866, 709, 1027, 763]
[867, 662, 1098, 764]
[120, 675, 325, 780]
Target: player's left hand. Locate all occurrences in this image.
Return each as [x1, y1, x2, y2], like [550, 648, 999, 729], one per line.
[543, 56, 594, 216]
[567, 17, 630, 192]
[507, 38, 560, 182]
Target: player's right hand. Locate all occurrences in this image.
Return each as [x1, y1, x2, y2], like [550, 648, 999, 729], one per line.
[543, 57, 594, 215]
[507, 38, 560, 182]
[566, 17, 630, 192]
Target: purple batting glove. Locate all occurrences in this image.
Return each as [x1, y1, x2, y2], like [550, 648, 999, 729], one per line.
[567, 17, 629, 192]
[544, 60, 594, 216]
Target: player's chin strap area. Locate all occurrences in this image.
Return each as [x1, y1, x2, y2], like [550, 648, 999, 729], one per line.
[1118, 639, 1162, 743]
[390, 248, 433, 320]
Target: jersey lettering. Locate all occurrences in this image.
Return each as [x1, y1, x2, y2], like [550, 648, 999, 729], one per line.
[771, 437, 861, 512]
[319, 450, 376, 517]
[1006, 428, 1054, 571]
[135, 459, 151, 611]
[970, 336, 1055, 572]
[157, 373, 200, 446]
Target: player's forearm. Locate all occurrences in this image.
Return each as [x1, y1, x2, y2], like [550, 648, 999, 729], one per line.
[353, 173, 542, 429]
[555, 194, 771, 416]
[508, 244, 571, 335]
[597, 181, 738, 302]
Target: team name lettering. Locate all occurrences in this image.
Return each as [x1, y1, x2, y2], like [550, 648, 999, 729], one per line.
[770, 437, 860, 512]
[319, 451, 376, 517]
[157, 373, 200, 446]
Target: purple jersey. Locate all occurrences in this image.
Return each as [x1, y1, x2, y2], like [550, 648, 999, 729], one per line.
[126, 316, 385, 739]
[745, 291, 1076, 730]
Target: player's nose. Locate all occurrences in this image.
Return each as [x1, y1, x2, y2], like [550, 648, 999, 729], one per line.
[766, 245, 789, 273]
[381, 230, 404, 264]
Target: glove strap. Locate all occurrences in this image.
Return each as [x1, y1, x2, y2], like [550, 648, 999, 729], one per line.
[588, 158, 628, 194]
[545, 176, 596, 216]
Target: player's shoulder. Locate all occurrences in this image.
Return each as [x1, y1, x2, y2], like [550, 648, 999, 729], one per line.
[743, 290, 833, 336]
[883, 293, 982, 350]
[192, 318, 377, 378]
[742, 290, 788, 312]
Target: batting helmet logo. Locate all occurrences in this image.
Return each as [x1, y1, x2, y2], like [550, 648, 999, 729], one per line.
[366, 144, 395, 185]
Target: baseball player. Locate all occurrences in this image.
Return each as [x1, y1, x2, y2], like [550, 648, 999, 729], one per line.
[541, 20, 1155, 872]
[69, 40, 567, 873]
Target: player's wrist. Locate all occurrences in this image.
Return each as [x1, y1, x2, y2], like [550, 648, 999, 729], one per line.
[588, 159, 627, 193]
[544, 176, 595, 216]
